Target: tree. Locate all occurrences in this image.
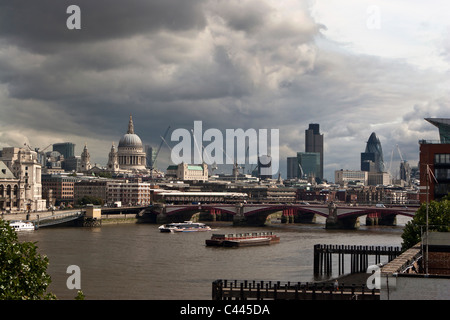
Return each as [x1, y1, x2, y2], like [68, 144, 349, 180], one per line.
[77, 195, 104, 206]
[401, 198, 450, 251]
[0, 220, 56, 300]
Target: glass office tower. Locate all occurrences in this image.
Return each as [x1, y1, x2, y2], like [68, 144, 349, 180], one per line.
[305, 124, 324, 180]
[361, 132, 384, 173]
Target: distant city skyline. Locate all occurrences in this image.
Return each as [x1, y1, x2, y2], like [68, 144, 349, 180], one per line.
[0, 1, 449, 181]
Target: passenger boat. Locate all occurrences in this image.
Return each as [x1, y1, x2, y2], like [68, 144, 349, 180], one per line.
[205, 231, 280, 247]
[9, 220, 35, 231]
[159, 221, 212, 233]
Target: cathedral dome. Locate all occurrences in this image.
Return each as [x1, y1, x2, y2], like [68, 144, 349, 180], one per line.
[118, 115, 143, 148]
[119, 133, 143, 148]
[116, 115, 147, 172]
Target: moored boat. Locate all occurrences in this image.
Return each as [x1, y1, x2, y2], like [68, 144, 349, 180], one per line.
[9, 220, 35, 231]
[159, 221, 212, 233]
[222, 237, 271, 247]
[206, 231, 279, 247]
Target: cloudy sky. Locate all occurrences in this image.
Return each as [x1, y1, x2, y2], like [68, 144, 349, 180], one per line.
[0, 0, 449, 181]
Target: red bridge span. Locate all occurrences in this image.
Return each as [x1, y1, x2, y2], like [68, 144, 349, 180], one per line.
[144, 203, 417, 229]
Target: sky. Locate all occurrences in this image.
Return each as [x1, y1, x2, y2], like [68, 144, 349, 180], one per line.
[0, 0, 449, 181]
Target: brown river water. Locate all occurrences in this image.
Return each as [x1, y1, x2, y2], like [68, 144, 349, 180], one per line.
[17, 216, 411, 300]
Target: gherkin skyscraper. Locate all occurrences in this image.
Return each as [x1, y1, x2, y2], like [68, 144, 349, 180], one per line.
[361, 132, 384, 172]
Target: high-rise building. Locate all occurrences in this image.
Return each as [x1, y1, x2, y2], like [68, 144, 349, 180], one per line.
[297, 152, 320, 181]
[286, 157, 299, 179]
[419, 118, 450, 203]
[361, 132, 384, 173]
[53, 142, 76, 159]
[145, 145, 157, 169]
[305, 124, 324, 180]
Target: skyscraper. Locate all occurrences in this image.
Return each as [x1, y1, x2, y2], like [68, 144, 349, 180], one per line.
[297, 152, 320, 180]
[361, 132, 384, 173]
[305, 124, 323, 180]
[53, 142, 76, 159]
[286, 156, 299, 179]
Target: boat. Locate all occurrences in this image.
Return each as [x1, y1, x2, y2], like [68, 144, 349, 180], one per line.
[205, 231, 280, 247]
[159, 221, 212, 233]
[223, 237, 271, 247]
[9, 220, 35, 231]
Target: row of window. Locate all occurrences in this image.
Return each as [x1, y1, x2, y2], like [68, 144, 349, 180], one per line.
[435, 168, 450, 180]
[435, 183, 450, 196]
[434, 153, 450, 164]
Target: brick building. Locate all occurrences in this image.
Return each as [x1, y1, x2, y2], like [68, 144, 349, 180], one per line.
[419, 118, 450, 203]
[41, 174, 78, 206]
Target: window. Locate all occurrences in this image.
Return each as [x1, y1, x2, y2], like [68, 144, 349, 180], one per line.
[435, 154, 450, 164]
[435, 168, 450, 180]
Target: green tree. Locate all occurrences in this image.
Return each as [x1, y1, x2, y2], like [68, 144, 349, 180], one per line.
[401, 198, 450, 251]
[77, 195, 104, 206]
[0, 220, 56, 300]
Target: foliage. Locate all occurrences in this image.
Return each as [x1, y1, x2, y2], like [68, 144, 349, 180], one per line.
[77, 195, 104, 206]
[75, 290, 85, 300]
[0, 220, 56, 300]
[401, 198, 450, 251]
[96, 172, 112, 179]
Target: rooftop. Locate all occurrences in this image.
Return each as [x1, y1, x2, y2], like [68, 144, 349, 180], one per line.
[424, 118, 450, 143]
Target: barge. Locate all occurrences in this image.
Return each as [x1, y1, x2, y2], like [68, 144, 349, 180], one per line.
[206, 231, 280, 247]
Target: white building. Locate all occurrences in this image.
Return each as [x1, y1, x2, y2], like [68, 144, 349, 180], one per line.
[335, 169, 368, 186]
[107, 181, 151, 206]
[167, 163, 209, 181]
[0, 147, 46, 211]
[368, 172, 391, 186]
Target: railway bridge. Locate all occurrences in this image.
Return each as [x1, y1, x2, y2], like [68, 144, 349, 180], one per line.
[144, 203, 417, 229]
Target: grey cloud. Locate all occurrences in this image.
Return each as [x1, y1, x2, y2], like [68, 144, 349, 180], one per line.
[0, 0, 206, 52]
[0, 0, 448, 180]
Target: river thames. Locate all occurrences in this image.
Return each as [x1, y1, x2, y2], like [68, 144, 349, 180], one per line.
[17, 216, 411, 300]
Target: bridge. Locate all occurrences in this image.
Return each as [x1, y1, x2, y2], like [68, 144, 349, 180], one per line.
[32, 211, 85, 228]
[142, 203, 417, 229]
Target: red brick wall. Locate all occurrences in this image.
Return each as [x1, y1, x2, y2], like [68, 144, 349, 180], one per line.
[428, 251, 450, 275]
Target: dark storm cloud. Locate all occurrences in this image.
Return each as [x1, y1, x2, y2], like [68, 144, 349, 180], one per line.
[0, 0, 206, 52]
[0, 0, 448, 180]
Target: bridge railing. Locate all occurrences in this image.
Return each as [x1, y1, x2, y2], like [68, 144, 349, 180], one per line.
[34, 211, 84, 228]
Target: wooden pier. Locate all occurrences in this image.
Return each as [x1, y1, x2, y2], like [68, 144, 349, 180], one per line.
[212, 280, 379, 300]
[313, 244, 402, 276]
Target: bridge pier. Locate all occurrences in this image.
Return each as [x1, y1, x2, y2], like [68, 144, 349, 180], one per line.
[326, 217, 360, 230]
[325, 203, 360, 230]
[281, 209, 294, 223]
[295, 212, 316, 224]
[233, 204, 268, 226]
[365, 213, 397, 226]
[378, 214, 397, 226]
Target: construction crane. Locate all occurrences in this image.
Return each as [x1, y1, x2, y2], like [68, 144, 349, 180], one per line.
[24, 143, 52, 153]
[150, 126, 170, 170]
[388, 144, 408, 180]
